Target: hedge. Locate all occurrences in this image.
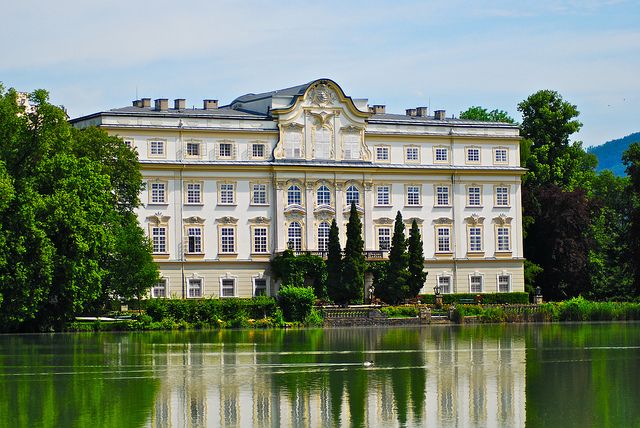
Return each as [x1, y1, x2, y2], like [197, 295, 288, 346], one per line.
[419, 292, 530, 305]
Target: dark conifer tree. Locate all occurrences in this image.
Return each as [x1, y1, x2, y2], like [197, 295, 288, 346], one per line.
[326, 218, 343, 303]
[341, 202, 366, 304]
[378, 211, 410, 304]
[407, 219, 427, 297]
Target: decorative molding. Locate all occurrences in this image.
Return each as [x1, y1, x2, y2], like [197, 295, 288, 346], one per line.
[434, 217, 453, 225]
[364, 181, 373, 191]
[494, 214, 513, 225]
[183, 216, 205, 225]
[308, 83, 337, 106]
[340, 125, 363, 133]
[373, 217, 395, 225]
[147, 214, 170, 225]
[343, 205, 364, 217]
[465, 214, 485, 225]
[216, 216, 238, 224]
[248, 216, 271, 224]
[314, 205, 336, 216]
[284, 204, 306, 216]
[404, 217, 424, 225]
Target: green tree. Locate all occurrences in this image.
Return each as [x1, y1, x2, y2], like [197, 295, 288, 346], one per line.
[378, 211, 409, 304]
[459, 106, 516, 123]
[407, 219, 427, 297]
[622, 143, 640, 295]
[340, 202, 365, 304]
[326, 218, 342, 303]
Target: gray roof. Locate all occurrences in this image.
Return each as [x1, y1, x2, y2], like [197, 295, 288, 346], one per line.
[368, 113, 519, 128]
[231, 82, 314, 104]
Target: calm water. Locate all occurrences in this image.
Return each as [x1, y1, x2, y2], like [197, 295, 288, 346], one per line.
[0, 323, 639, 428]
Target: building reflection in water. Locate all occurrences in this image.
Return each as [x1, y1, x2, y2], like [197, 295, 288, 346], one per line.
[145, 328, 525, 427]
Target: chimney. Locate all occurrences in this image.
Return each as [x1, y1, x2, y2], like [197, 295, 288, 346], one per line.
[154, 98, 169, 111]
[174, 99, 186, 110]
[434, 109, 446, 120]
[405, 108, 417, 117]
[132, 99, 142, 108]
[416, 106, 428, 117]
[141, 98, 151, 108]
[203, 99, 218, 110]
[369, 104, 386, 114]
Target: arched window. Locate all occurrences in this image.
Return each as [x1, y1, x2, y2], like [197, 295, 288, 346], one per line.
[318, 221, 330, 252]
[287, 185, 302, 206]
[317, 185, 331, 206]
[346, 185, 360, 206]
[288, 221, 302, 252]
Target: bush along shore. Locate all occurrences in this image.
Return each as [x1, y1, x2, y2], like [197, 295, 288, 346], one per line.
[65, 294, 640, 332]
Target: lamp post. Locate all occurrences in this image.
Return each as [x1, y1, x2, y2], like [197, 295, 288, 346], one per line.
[434, 283, 443, 308]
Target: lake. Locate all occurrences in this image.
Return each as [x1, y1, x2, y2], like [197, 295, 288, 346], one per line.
[0, 323, 639, 427]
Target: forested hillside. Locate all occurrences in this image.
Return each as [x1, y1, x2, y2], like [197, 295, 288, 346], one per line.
[589, 132, 640, 176]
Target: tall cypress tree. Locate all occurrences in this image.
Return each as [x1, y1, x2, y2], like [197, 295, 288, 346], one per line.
[326, 218, 343, 303]
[378, 211, 410, 304]
[341, 202, 366, 304]
[407, 219, 427, 297]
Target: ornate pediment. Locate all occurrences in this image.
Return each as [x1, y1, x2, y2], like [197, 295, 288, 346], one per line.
[216, 216, 238, 224]
[374, 217, 395, 225]
[434, 217, 453, 225]
[465, 214, 485, 225]
[248, 216, 271, 224]
[308, 83, 338, 107]
[494, 214, 513, 225]
[404, 217, 424, 225]
[184, 216, 205, 224]
[147, 214, 170, 225]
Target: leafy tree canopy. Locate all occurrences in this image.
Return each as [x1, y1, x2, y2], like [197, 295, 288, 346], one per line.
[459, 106, 516, 124]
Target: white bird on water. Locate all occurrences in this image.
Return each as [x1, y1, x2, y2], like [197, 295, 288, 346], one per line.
[363, 360, 374, 367]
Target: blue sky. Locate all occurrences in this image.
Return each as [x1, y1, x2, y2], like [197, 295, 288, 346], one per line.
[3, 0, 639, 147]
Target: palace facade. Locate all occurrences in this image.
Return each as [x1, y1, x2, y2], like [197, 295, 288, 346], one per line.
[71, 79, 525, 299]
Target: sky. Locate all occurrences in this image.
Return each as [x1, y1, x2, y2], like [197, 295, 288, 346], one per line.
[2, 0, 639, 147]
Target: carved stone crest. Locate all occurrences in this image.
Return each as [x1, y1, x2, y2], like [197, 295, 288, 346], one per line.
[216, 216, 238, 224]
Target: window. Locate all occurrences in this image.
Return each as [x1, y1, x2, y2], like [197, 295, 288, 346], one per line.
[187, 227, 202, 253]
[497, 227, 511, 251]
[285, 131, 302, 158]
[123, 139, 134, 149]
[150, 141, 165, 156]
[407, 185, 421, 206]
[152, 226, 167, 253]
[466, 147, 480, 163]
[317, 185, 331, 206]
[437, 227, 451, 252]
[288, 222, 302, 252]
[376, 185, 390, 205]
[436, 186, 450, 206]
[150, 182, 166, 204]
[378, 227, 391, 251]
[188, 278, 202, 298]
[219, 183, 235, 205]
[468, 186, 481, 206]
[343, 133, 360, 160]
[251, 183, 267, 205]
[186, 183, 201, 204]
[494, 148, 508, 163]
[314, 127, 331, 159]
[438, 276, 451, 294]
[406, 146, 419, 162]
[220, 227, 236, 253]
[498, 275, 511, 292]
[318, 221, 330, 252]
[254, 278, 267, 297]
[152, 279, 167, 298]
[219, 143, 233, 158]
[252, 143, 265, 158]
[435, 147, 449, 162]
[470, 275, 483, 293]
[287, 185, 302, 206]
[221, 278, 235, 297]
[186, 142, 200, 157]
[496, 187, 509, 206]
[469, 227, 482, 252]
[253, 227, 268, 253]
[375, 146, 389, 161]
[346, 185, 360, 206]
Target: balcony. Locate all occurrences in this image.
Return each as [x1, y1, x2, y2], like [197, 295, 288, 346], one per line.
[278, 250, 388, 260]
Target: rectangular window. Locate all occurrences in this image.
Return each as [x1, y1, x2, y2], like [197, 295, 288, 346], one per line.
[221, 278, 235, 297]
[497, 227, 510, 251]
[152, 227, 167, 253]
[376, 185, 390, 205]
[498, 275, 511, 292]
[438, 276, 451, 294]
[219, 183, 235, 205]
[436, 186, 450, 206]
[221, 227, 235, 253]
[437, 227, 451, 252]
[186, 183, 201, 204]
[252, 183, 267, 205]
[470, 275, 483, 293]
[187, 227, 202, 253]
[343, 133, 360, 160]
[469, 227, 482, 252]
[496, 187, 509, 206]
[468, 186, 481, 206]
[495, 148, 508, 163]
[435, 147, 448, 162]
[376, 146, 389, 161]
[467, 147, 480, 163]
[253, 227, 268, 253]
[152, 279, 167, 298]
[188, 278, 202, 298]
[186, 142, 200, 157]
[406, 147, 419, 162]
[378, 227, 391, 251]
[150, 182, 166, 204]
[219, 143, 232, 158]
[124, 139, 134, 149]
[254, 278, 267, 297]
[150, 141, 165, 156]
[252, 143, 265, 158]
[407, 185, 421, 206]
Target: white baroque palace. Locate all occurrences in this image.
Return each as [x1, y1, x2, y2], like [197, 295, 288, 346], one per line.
[71, 79, 525, 299]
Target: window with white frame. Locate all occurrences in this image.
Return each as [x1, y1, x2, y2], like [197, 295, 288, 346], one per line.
[466, 147, 480, 163]
[498, 275, 511, 292]
[497, 227, 511, 251]
[494, 148, 508, 163]
[469, 227, 482, 252]
[152, 279, 167, 298]
[287, 185, 302, 206]
[188, 278, 202, 298]
[378, 227, 391, 251]
[468, 186, 481, 206]
[285, 131, 302, 158]
[221, 278, 235, 297]
[343, 133, 360, 160]
[252, 143, 265, 158]
[219, 142, 233, 158]
[150, 140, 165, 156]
[253, 227, 268, 253]
[496, 186, 509, 206]
[288, 222, 302, 252]
[220, 227, 236, 253]
[187, 227, 202, 253]
[251, 183, 267, 205]
[317, 185, 331, 206]
[375, 146, 389, 161]
[186, 183, 202, 204]
[219, 183, 235, 205]
[346, 185, 360, 206]
[314, 127, 331, 159]
[435, 147, 449, 162]
[436, 186, 450, 206]
[254, 278, 267, 297]
[437, 227, 451, 252]
[438, 276, 452, 294]
[376, 185, 390, 205]
[407, 185, 421, 206]
[150, 182, 166, 204]
[406, 146, 419, 162]
[152, 226, 167, 253]
[318, 221, 330, 252]
[186, 142, 200, 157]
[470, 275, 483, 293]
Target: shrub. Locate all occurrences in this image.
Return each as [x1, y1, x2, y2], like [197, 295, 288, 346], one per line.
[419, 292, 530, 305]
[381, 306, 419, 318]
[304, 308, 324, 326]
[278, 286, 316, 322]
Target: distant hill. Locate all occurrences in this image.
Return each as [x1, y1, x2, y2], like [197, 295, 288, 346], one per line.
[588, 132, 640, 176]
